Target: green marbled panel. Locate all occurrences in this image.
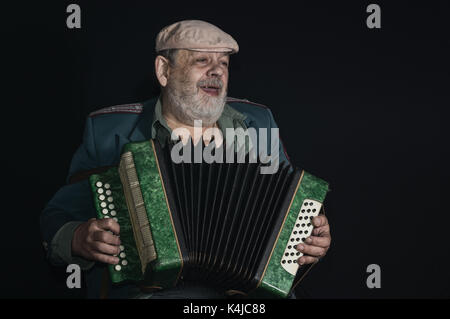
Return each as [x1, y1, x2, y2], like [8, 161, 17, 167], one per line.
[122, 141, 182, 288]
[253, 171, 329, 298]
[89, 168, 144, 283]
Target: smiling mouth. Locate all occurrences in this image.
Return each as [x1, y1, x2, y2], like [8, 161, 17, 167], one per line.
[199, 85, 220, 96]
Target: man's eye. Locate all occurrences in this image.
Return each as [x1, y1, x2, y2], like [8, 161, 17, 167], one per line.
[221, 62, 229, 67]
[196, 58, 207, 63]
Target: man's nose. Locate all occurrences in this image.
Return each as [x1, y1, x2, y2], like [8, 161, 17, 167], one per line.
[206, 62, 224, 77]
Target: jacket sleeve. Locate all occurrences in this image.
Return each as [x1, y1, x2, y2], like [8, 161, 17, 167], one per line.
[40, 117, 99, 269]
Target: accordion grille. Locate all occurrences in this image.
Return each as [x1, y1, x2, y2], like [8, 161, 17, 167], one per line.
[119, 151, 157, 273]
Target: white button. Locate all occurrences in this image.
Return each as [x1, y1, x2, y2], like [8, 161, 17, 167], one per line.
[104, 183, 110, 189]
[115, 265, 121, 271]
[106, 190, 112, 196]
[99, 195, 105, 201]
[113, 217, 118, 222]
[120, 245, 124, 251]
[120, 252, 126, 258]
[96, 181, 103, 188]
[100, 202, 107, 208]
[107, 197, 113, 202]
[110, 210, 117, 216]
[102, 209, 108, 215]
[108, 204, 115, 210]
[97, 188, 104, 194]
[121, 260, 128, 266]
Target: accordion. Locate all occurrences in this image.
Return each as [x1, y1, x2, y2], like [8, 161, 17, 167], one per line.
[89, 139, 329, 298]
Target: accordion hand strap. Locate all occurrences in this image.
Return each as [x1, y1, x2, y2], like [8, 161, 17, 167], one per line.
[69, 166, 116, 184]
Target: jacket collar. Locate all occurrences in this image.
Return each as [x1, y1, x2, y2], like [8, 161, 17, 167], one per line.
[128, 97, 158, 142]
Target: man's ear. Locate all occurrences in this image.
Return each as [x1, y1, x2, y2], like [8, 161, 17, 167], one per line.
[155, 55, 170, 87]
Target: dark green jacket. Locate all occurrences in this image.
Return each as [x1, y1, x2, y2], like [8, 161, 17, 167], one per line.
[40, 96, 291, 298]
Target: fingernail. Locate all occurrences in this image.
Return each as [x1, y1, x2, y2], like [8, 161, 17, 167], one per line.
[305, 238, 312, 244]
[297, 244, 304, 251]
[298, 258, 304, 265]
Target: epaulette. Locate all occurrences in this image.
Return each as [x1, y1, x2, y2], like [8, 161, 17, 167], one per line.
[89, 103, 143, 118]
[226, 97, 269, 109]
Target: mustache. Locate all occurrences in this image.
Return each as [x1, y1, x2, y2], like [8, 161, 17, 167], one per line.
[197, 78, 223, 89]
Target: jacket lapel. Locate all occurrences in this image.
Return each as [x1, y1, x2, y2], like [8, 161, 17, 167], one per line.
[112, 97, 157, 160]
[127, 97, 157, 142]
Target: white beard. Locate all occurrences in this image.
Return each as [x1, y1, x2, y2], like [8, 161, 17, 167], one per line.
[165, 82, 226, 126]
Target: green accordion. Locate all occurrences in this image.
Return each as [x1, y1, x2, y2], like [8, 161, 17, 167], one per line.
[89, 139, 329, 298]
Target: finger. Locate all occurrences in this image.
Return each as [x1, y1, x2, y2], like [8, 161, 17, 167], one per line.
[304, 235, 331, 248]
[92, 230, 121, 246]
[91, 252, 120, 265]
[298, 255, 319, 266]
[296, 243, 326, 258]
[96, 218, 120, 235]
[312, 215, 329, 228]
[92, 241, 121, 256]
[312, 227, 331, 237]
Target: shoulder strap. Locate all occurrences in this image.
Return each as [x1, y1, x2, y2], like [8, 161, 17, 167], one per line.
[89, 103, 143, 118]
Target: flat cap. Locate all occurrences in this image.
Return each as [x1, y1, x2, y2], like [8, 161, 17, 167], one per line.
[155, 20, 239, 54]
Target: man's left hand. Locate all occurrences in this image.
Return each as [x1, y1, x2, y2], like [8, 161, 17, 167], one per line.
[296, 215, 331, 265]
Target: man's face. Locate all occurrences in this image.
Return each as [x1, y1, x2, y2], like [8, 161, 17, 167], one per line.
[164, 50, 230, 126]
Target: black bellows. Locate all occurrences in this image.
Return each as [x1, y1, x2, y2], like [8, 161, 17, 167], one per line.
[154, 138, 298, 293]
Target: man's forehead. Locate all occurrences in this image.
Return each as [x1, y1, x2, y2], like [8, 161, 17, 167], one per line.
[172, 50, 229, 66]
[183, 50, 230, 59]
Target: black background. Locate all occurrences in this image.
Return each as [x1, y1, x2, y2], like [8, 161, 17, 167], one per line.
[1, 0, 448, 299]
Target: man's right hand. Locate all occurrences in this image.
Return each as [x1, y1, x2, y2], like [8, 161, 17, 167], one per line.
[72, 218, 121, 265]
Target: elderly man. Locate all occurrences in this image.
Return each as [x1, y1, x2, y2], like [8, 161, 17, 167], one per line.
[40, 20, 331, 299]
